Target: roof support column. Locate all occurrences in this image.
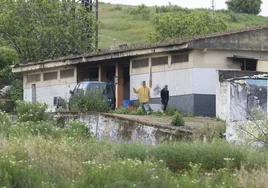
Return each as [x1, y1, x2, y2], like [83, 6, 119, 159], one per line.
[115, 61, 124, 108]
[98, 64, 107, 81]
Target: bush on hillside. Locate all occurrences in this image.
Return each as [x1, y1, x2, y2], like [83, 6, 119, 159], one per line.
[126, 4, 152, 20]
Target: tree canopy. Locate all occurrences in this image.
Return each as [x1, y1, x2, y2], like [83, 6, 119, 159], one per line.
[149, 12, 227, 41]
[0, 0, 96, 63]
[226, 0, 262, 15]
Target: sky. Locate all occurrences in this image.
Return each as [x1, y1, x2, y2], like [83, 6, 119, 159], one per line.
[100, 0, 268, 17]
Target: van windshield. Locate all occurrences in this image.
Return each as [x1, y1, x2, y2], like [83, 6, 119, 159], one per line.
[88, 83, 106, 92]
[74, 82, 88, 94]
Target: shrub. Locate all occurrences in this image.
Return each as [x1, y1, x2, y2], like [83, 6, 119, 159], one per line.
[16, 101, 48, 122]
[109, 5, 123, 11]
[69, 90, 109, 113]
[9, 121, 54, 139]
[165, 108, 178, 116]
[136, 107, 146, 115]
[0, 110, 11, 137]
[64, 120, 92, 139]
[172, 112, 185, 126]
[0, 99, 15, 113]
[151, 111, 162, 116]
[126, 4, 152, 20]
[112, 108, 131, 115]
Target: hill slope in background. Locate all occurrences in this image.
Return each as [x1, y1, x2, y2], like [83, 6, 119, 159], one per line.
[98, 2, 268, 48]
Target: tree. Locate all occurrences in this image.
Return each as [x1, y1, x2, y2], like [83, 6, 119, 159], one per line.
[149, 12, 227, 41]
[226, 0, 262, 15]
[0, 0, 96, 63]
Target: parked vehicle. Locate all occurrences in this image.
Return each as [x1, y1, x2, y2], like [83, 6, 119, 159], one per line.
[69, 81, 116, 111]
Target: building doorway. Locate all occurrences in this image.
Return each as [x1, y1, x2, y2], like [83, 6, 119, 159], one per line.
[123, 66, 130, 100]
[31, 84, 36, 102]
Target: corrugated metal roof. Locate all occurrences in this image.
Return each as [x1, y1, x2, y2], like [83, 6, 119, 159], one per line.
[14, 25, 268, 68]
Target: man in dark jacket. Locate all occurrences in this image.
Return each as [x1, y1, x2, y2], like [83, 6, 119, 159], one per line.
[161, 85, 169, 114]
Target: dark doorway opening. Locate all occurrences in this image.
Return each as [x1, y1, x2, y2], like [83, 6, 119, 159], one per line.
[105, 66, 115, 83]
[88, 67, 98, 81]
[123, 66, 130, 100]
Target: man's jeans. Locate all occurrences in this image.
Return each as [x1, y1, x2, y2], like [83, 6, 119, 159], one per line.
[140, 103, 150, 114]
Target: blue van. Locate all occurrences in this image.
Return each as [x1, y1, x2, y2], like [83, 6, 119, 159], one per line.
[69, 81, 116, 110]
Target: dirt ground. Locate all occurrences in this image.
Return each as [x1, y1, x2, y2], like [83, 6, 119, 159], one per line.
[107, 114, 226, 133]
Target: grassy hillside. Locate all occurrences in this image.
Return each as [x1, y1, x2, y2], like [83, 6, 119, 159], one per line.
[98, 2, 268, 49]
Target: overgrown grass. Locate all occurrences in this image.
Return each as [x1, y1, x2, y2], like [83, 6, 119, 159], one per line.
[1, 103, 268, 187]
[1, 136, 268, 187]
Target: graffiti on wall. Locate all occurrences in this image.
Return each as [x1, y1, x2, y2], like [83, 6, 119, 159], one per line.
[230, 79, 267, 121]
[153, 85, 161, 97]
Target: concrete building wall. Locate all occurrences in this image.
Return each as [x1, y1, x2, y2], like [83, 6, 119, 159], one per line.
[23, 66, 77, 111]
[23, 66, 77, 89]
[257, 60, 268, 72]
[193, 49, 267, 69]
[130, 67, 218, 116]
[24, 83, 77, 111]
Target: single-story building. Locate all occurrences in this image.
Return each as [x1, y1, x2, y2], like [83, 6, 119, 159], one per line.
[12, 26, 268, 116]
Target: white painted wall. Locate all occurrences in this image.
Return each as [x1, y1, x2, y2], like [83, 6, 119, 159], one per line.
[130, 69, 193, 100]
[192, 68, 217, 95]
[130, 68, 224, 100]
[24, 83, 76, 111]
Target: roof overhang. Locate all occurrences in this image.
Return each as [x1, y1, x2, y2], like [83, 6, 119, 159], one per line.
[12, 43, 189, 73]
[227, 55, 263, 61]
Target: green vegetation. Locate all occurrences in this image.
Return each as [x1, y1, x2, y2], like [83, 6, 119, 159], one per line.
[0, 0, 95, 62]
[226, 0, 262, 15]
[172, 112, 185, 126]
[16, 101, 49, 122]
[98, 3, 268, 48]
[69, 91, 110, 113]
[1, 103, 268, 187]
[149, 12, 227, 41]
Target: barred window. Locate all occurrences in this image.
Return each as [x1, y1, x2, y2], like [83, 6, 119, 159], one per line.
[132, 58, 149, 69]
[171, 52, 189, 63]
[43, 71, 57, 81]
[27, 74, 40, 83]
[151, 56, 168, 66]
[60, 69, 74, 79]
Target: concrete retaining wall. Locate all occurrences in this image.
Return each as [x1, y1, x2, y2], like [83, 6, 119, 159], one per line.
[54, 113, 192, 145]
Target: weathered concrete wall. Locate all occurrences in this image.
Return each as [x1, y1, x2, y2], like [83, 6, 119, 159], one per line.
[216, 70, 268, 121]
[216, 78, 229, 120]
[189, 28, 268, 51]
[229, 80, 267, 121]
[54, 113, 192, 145]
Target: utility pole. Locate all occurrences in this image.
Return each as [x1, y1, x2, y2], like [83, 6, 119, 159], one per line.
[95, 0, 98, 50]
[211, 0, 215, 11]
[82, 0, 99, 50]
